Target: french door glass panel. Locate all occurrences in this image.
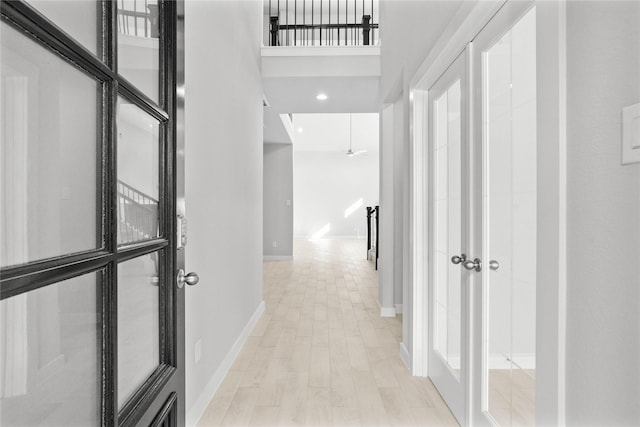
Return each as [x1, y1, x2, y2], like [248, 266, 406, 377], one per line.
[434, 80, 463, 378]
[482, 7, 537, 426]
[117, 0, 161, 103]
[23, 0, 99, 56]
[428, 48, 468, 426]
[117, 251, 162, 409]
[116, 96, 161, 245]
[0, 272, 101, 426]
[0, 22, 100, 268]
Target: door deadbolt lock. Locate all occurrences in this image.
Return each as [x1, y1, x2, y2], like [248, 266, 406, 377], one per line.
[177, 269, 199, 288]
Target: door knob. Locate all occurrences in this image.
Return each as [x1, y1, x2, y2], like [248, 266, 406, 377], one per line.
[177, 269, 199, 288]
[489, 260, 500, 271]
[451, 254, 466, 265]
[463, 258, 482, 272]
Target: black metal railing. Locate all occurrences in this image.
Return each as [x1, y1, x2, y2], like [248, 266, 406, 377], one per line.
[366, 205, 379, 269]
[267, 0, 379, 46]
[117, 180, 159, 244]
[117, 0, 159, 38]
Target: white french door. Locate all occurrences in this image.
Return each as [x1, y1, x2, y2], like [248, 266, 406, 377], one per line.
[427, 47, 471, 426]
[471, 3, 538, 426]
[426, 2, 544, 426]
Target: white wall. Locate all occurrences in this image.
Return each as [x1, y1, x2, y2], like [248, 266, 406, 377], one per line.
[379, 1, 462, 103]
[293, 151, 379, 238]
[393, 96, 404, 311]
[263, 143, 293, 257]
[565, 2, 640, 425]
[184, 1, 264, 424]
[292, 113, 379, 239]
[379, 103, 395, 314]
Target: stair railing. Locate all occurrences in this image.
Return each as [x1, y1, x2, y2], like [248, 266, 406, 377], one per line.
[117, 180, 159, 244]
[366, 205, 379, 269]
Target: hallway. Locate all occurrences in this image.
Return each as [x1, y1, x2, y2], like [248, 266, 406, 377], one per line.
[197, 239, 458, 426]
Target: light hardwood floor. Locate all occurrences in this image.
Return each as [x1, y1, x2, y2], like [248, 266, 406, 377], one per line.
[488, 369, 535, 427]
[197, 238, 459, 426]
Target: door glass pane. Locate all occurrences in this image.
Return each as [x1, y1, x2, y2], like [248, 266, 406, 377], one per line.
[1, 23, 100, 268]
[24, 0, 99, 56]
[484, 7, 536, 426]
[0, 272, 101, 426]
[117, 97, 160, 245]
[117, 0, 160, 103]
[117, 251, 161, 409]
[434, 79, 462, 379]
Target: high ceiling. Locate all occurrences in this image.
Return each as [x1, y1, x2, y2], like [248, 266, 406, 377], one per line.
[291, 113, 379, 153]
[263, 76, 380, 115]
[262, 48, 381, 144]
[262, 0, 465, 146]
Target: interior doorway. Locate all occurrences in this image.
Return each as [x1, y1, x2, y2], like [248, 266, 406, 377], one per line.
[410, 1, 566, 425]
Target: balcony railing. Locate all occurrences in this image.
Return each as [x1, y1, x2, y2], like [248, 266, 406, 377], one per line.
[266, 0, 379, 47]
[117, 0, 159, 39]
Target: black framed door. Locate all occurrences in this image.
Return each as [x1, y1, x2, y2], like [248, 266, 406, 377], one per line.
[0, 1, 185, 425]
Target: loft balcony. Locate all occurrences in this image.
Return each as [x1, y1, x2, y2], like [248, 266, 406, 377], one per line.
[261, 1, 380, 146]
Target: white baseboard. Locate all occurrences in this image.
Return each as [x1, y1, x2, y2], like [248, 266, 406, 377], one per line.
[380, 306, 396, 317]
[489, 354, 536, 370]
[394, 304, 403, 314]
[400, 342, 411, 370]
[263, 255, 293, 261]
[186, 301, 266, 427]
[430, 353, 536, 372]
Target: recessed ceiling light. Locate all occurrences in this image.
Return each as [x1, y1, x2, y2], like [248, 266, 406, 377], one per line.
[316, 93, 328, 101]
[297, 127, 304, 133]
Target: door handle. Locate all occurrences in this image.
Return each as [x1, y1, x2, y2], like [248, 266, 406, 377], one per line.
[177, 269, 200, 288]
[463, 258, 482, 272]
[488, 260, 500, 271]
[451, 254, 466, 265]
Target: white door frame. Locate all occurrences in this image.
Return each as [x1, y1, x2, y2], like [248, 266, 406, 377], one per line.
[409, 1, 567, 424]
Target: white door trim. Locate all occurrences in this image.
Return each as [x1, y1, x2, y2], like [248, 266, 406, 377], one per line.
[410, 88, 428, 376]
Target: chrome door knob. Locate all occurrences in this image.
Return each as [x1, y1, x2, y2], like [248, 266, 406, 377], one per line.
[463, 258, 482, 272]
[488, 260, 500, 271]
[451, 254, 466, 265]
[177, 269, 199, 288]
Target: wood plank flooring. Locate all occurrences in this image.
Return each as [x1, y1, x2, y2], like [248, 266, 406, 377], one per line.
[197, 239, 458, 426]
[488, 369, 535, 426]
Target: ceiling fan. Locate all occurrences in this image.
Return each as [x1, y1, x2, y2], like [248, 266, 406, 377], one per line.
[345, 113, 368, 157]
